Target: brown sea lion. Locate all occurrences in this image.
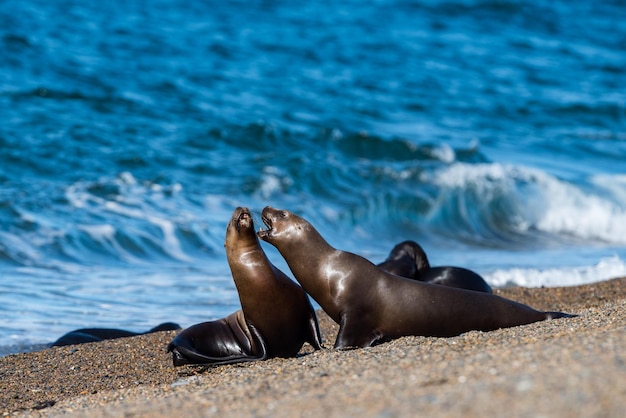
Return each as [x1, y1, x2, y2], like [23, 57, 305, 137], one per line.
[377, 240, 493, 293]
[168, 207, 322, 365]
[257, 206, 574, 349]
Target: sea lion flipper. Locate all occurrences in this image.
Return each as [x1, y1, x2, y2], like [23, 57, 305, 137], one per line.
[334, 314, 383, 349]
[306, 310, 323, 350]
[545, 311, 577, 319]
[169, 345, 268, 366]
[167, 313, 270, 367]
[167, 333, 268, 367]
[169, 322, 269, 367]
[246, 321, 269, 361]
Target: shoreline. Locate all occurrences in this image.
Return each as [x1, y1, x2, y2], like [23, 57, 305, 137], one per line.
[2, 277, 625, 417]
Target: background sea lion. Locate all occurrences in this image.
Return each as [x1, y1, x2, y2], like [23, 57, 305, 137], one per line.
[377, 240, 493, 293]
[52, 322, 180, 347]
[258, 206, 574, 349]
[168, 207, 322, 365]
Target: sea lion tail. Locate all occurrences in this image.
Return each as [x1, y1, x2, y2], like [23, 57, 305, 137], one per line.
[545, 311, 577, 319]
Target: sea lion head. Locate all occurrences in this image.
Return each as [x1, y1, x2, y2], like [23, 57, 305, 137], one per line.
[225, 206, 256, 248]
[257, 206, 308, 245]
[387, 240, 431, 272]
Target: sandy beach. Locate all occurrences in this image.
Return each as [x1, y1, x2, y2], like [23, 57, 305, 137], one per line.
[2, 277, 624, 417]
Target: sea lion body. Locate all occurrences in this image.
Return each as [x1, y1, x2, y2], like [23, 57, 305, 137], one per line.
[377, 240, 430, 279]
[168, 207, 322, 365]
[258, 207, 573, 349]
[420, 266, 492, 293]
[377, 240, 492, 293]
[52, 322, 181, 347]
[225, 207, 322, 358]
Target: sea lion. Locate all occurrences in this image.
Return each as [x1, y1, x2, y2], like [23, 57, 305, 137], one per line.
[51, 322, 181, 347]
[168, 207, 322, 365]
[258, 206, 574, 349]
[377, 240, 493, 293]
[376, 240, 430, 279]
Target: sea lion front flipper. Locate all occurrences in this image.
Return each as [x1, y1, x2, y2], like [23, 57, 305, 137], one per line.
[333, 314, 384, 350]
[166, 312, 269, 367]
[168, 343, 263, 366]
[306, 309, 323, 350]
[167, 332, 268, 367]
[246, 321, 269, 359]
[169, 321, 269, 366]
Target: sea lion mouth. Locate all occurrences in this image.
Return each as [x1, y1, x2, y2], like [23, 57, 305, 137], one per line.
[232, 207, 252, 232]
[257, 214, 273, 240]
[238, 210, 250, 222]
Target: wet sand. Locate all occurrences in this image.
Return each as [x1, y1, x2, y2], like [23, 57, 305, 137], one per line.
[2, 277, 624, 417]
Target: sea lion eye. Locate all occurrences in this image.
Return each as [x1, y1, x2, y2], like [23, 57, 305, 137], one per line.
[281, 211, 288, 218]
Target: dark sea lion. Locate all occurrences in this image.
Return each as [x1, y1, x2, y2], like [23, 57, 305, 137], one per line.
[51, 322, 181, 347]
[168, 207, 322, 366]
[376, 240, 429, 279]
[377, 240, 493, 293]
[258, 206, 574, 349]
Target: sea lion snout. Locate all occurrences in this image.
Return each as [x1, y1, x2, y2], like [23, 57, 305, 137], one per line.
[238, 210, 250, 221]
[257, 206, 277, 240]
[230, 207, 253, 232]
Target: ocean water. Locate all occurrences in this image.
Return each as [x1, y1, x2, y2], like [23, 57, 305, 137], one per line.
[1, 0, 625, 356]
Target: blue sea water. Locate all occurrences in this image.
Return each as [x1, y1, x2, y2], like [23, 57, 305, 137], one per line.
[1, 0, 625, 355]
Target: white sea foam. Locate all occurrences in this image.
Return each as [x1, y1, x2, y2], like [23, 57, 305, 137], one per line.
[486, 255, 626, 288]
[258, 166, 291, 199]
[430, 143, 456, 163]
[78, 223, 146, 264]
[424, 162, 626, 245]
[591, 173, 626, 203]
[0, 231, 41, 265]
[146, 216, 192, 262]
[78, 224, 116, 240]
[65, 175, 197, 263]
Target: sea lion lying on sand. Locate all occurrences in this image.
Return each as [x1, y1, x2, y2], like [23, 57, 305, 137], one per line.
[52, 322, 180, 347]
[377, 240, 492, 293]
